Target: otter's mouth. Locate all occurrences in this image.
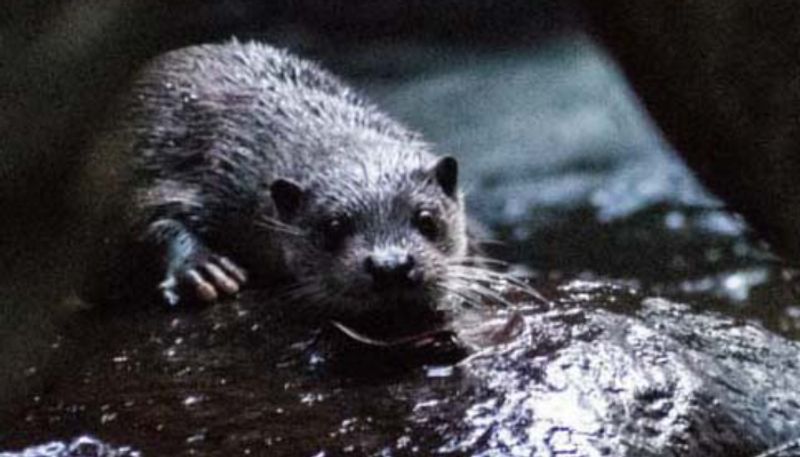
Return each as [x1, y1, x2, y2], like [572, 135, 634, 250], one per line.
[327, 291, 447, 340]
[330, 320, 457, 349]
[325, 319, 468, 368]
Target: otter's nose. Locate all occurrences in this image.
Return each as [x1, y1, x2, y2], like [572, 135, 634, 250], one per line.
[364, 249, 418, 287]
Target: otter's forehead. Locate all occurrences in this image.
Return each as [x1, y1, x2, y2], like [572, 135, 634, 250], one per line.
[305, 131, 434, 188]
[306, 153, 438, 216]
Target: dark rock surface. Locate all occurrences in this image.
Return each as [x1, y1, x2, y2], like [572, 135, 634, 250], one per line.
[581, 0, 800, 262]
[438, 281, 800, 456]
[2, 281, 800, 456]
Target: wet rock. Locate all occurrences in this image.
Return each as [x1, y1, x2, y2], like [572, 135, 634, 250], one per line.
[0, 436, 139, 457]
[3, 281, 800, 456]
[429, 281, 800, 456]
[581, 0, 800, 262]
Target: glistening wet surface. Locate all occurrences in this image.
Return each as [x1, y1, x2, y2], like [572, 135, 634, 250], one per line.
[3, 34, 800, 456]
[1, 297, 467, 456]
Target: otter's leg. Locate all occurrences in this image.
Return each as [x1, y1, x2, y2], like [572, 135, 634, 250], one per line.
[146, 220, 248, 306]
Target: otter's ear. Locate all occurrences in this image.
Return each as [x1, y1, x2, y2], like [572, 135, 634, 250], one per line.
[270, 178, 306, 219]
[428, 156, 458, 199]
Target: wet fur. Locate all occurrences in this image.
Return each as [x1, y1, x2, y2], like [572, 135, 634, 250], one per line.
[88, 40, 525, 332]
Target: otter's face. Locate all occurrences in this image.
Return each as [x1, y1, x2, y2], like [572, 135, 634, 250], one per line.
[269, 156, 467, 332]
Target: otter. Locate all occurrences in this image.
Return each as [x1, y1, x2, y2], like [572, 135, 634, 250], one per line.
[83, 40, 515, 334]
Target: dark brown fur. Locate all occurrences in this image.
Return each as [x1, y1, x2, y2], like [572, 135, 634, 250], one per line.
[85, 40, 518, 334]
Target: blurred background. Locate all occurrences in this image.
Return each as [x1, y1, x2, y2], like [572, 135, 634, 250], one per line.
[2, 0, 799, 442]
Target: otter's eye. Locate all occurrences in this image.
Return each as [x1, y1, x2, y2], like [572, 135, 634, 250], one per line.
[320, 216, 351, 250]
[413, 209, 439, 240]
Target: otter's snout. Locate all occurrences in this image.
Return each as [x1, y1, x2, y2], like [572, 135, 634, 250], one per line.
[364, 248, 420, 288]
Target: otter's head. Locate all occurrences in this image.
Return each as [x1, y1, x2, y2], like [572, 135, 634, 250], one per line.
[268, 155, 467, 335]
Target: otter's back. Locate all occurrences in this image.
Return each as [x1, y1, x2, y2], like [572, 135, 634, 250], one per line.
[122, 41, 419, 190]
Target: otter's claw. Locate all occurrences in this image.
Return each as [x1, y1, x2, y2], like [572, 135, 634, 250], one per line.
[159, 255, 247, 307]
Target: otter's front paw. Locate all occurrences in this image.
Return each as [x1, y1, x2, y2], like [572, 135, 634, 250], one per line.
[159, 254, 248, 307]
